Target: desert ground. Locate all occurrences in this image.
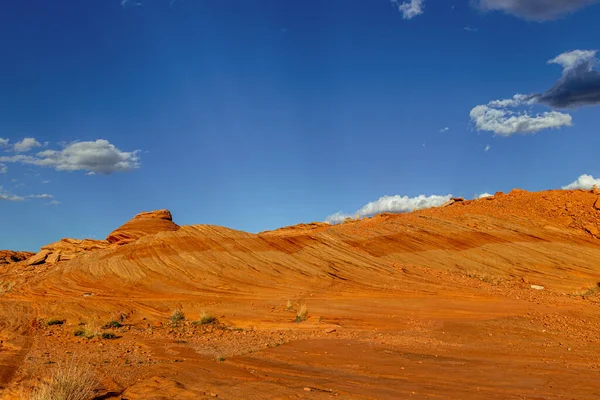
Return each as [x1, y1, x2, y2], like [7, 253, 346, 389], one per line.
[2, 189, 600, 399]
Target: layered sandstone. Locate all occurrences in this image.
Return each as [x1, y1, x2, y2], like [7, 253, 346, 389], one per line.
[106, 209, 180, 245]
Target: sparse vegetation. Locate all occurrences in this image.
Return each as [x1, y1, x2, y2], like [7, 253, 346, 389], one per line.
[30, 357, 98, 400]
[198, 312, 217, 325]
[217, 356, 225, 362]
[103, 320, 123, 329]
[73, 329, 85, 337]
[170, 309, 185, 325]
[295, 303, 308, 323]
[285, 299, 294, 311]
[46, 318, 65, 326]
[101, 332, 117, 340]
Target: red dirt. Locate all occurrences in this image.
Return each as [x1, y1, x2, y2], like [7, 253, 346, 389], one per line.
[2, 189, 600, 399]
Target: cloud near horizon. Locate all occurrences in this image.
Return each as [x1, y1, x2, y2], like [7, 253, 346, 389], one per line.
[562, 174, 600, 190]
[325, 193, 452, 224]
[473, 0, 599, 21]
[0, 139, 140, 174]
[390, 0, 424, 19]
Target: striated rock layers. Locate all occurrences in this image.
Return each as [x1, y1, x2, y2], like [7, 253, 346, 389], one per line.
[106, 209, 180, 245]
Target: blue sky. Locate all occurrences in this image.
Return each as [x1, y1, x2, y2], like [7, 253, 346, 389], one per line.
[1, 0, 600, 251]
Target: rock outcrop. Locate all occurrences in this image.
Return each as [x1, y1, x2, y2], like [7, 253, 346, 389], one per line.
[106, 209, 180, 245]
[0, 250, 34, 266]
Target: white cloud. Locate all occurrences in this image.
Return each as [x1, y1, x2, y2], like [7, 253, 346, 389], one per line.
[440, 127, 450, 132]
[391, 0, 424, 19]
[464, 26, 479, 32]
[476, 192, 493, 199]
[0, 139, 140, 174]
[41, 180, 50, 184]
[26, 194, 54, 199]
[470, 97, 572, 136]
[326, 193, 452, 224]
[0, 138, 8, 147]
[484, 145, 491, 152]
[46, 200, 61, 206]
[0, 187, 24, 202]
[549, 50, 597, 72]
[0, 163, 6, 174]
[13, 137, 42, 153]
[562, 174, 600, 190]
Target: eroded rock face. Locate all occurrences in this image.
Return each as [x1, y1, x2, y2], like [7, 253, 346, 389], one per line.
[0, 250, 34, 266]
[29, 238, 114, 266]
[106, 209, 180, 245]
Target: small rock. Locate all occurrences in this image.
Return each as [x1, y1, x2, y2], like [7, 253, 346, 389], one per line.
[210, 393, 218, 397]
[304, 387, 312, 392]
[324, 328, 336, 334]
[530, 285, 545, 290]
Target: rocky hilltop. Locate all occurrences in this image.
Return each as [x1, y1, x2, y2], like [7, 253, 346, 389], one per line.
[106, 209, 180, 245]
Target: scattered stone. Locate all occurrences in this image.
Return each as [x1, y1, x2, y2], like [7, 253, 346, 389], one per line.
[530, 285, 545, 290]
[304, 387, 312, 392]
[324, 328, 336, 334]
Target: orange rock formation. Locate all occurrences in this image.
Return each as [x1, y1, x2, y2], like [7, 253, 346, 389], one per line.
[1, 189, 600, 399]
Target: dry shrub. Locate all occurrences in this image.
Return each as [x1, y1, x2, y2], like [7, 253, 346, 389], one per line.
[30, 357, 98, 400]
[295, 303, 308, 323]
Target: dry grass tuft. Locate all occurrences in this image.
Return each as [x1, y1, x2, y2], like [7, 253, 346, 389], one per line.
[170, 309, 185, 325]
[285, 299, 294, 311]
[295, 303, 308, 323]
[198, 312, 217, 325]
[30, 357, 98, 400]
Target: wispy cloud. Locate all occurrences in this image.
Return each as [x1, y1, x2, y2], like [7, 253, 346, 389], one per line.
[476, 192, 494, 198]
[26, 194, 54, 199]
[464, 26, 479, 32]
[0, 163, 6, 174]
[0, 187, 24, 202]
[390, 0, 424, 19]
[46, 200, 61, 206]
[484, 144, 491, 152]
[0, 139, 140, 174]
[121, 0, 143, 8]
[440, 127, 450, 132]
[326, 193, 452, 224]
[0, 138, 8, 147]
[473, 0, 599, 21]
[562, 174, 600, 190]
